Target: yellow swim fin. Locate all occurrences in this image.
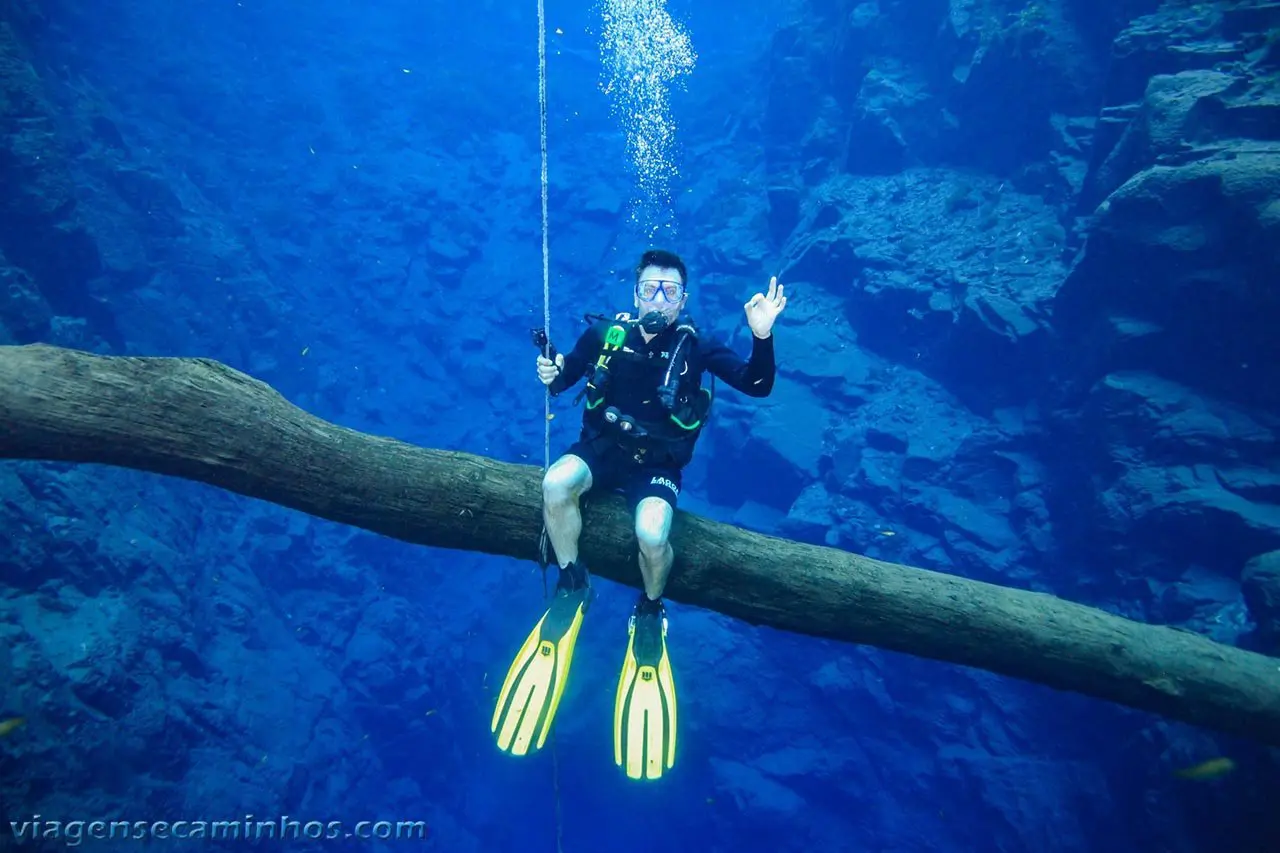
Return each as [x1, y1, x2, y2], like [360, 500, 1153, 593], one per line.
[613, 595, 677, 780]
[491, 564, 591, 756]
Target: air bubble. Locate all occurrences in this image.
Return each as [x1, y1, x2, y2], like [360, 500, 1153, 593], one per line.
[598, 0, 696, 238]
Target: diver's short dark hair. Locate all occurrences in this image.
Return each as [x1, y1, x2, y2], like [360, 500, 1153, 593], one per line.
[635, 249, 687, 285]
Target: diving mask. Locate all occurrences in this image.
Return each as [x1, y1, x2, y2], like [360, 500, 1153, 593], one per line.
[636, 278, 685, 303]
[636, 277, 685, 333]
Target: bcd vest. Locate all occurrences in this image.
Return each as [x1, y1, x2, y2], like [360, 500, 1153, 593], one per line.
[575, 313, 714, 466]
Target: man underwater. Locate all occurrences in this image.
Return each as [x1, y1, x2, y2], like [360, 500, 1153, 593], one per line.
[491, 249, 786, 780]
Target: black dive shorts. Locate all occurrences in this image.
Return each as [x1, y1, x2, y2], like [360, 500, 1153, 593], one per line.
[563, 437, 682, 511]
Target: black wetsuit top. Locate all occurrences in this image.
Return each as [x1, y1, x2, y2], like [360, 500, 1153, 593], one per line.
[548, 317, 776, 464]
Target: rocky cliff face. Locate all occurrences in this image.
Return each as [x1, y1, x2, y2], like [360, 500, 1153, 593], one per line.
[753, 0, 1280, 642]
[1048, 4, 1280, 634]
[0, 7, 115, 350]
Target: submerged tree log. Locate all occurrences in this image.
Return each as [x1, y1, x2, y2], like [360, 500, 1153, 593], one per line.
[2, 343, 1279, 745]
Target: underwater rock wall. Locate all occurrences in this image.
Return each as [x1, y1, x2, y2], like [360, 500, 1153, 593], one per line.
[0, 8, 114, 351]
[0, 4, 492, 844]
[667, 3, 1280, 841]
[1047, 3, 1280, 625]
[750, 0, 1280, 638]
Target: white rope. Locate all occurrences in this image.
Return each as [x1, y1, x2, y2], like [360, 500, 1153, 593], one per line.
[538, 0, 552, 473]
[536, 4, 564, 853]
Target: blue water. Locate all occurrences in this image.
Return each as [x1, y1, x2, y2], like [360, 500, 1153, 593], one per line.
[3, 0, 1279, 850]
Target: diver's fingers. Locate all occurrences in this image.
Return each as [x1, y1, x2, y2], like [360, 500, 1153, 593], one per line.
[767, 276, 778, 299]
[535, 354, 563, 385]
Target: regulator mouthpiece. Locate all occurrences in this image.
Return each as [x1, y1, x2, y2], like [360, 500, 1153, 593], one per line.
[639, 311, 671, 333]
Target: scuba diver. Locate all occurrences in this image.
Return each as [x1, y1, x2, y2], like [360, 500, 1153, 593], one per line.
[490, 248, 786, 780]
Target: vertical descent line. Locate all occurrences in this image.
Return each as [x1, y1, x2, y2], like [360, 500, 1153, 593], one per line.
[539, 0, 552, 473]
[536, 5, 564, 853]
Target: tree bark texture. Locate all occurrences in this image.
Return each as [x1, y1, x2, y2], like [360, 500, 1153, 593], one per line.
[2, 344, 1278, 746]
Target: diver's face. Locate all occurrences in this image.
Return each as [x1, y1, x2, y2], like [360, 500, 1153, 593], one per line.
[634, 265, 686, 325]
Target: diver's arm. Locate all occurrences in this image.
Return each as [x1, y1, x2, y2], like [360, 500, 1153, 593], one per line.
[547, 323, 602, 395]
[701, 332, 775, 397]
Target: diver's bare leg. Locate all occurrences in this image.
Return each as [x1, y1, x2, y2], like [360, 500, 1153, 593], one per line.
[634, 496, 675, 600]
[542, 454, 593, 569]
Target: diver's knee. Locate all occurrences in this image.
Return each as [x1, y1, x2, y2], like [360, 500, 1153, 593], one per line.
[634, 497, 673, 551]
[543, 454, 591, 504]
